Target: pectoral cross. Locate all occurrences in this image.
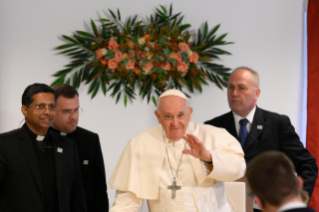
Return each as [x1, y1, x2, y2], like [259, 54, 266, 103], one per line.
[167, 180, 181, 199]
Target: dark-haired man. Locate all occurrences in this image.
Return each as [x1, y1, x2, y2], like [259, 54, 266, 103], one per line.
[51, 83, 109, 212]
[246, 151, 316, 212]
[0, 83, 86, 212]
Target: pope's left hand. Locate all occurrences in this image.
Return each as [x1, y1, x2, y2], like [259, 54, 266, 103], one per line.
[182, 134, 212, 162]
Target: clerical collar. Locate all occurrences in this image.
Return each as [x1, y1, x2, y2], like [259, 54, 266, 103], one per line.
[50, 126, 67, 136]
[23, 123, 48, 142]
[49, 126, 77, 140]
[23, 123, 51, 151]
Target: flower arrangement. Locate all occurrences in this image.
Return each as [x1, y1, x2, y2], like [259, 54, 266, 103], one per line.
[53, 4, 233, 106]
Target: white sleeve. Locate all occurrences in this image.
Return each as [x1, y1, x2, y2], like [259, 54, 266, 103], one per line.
[111, 190, 143, 212]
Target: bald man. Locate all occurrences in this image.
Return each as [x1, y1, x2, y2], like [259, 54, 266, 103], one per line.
[205, 67, 318, 207]
[109, 89, 246, 212]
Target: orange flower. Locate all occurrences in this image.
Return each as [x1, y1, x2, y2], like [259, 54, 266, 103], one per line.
[154, 43, 162, 51]
[161, 62, 172, 71]
[109, 38, 119, 51]
[169, 42, 179, 51]
[141, 51, 147, 58]
[178, 42, 190, 52]
[177, 61, 188, 72]
[175, 52, 182, 62]
[136, 50, 142, 59]
[188, 52, 199, 64]
[134, 67, 140, 75]
[95, 49, 102, 59]
[143, 61, 153, 74]
[143, 34, 152, 41]
[108, 59, 118, 70]
[100, 58, 108, 66]
[128, 41, 134, 48]
[123, 53, 130, 59]
[129, 50, 135, 58]
[114, 50, 123, 62]
[126, 59, 135, 70]
[147, 52, 154, 60]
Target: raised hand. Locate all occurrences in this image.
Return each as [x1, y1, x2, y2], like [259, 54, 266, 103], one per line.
[182, 134, 212, 162]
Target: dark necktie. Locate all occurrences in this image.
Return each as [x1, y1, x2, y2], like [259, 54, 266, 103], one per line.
[239, 118, 248, 147]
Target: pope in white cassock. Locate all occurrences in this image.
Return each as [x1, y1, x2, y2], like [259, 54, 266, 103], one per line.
[109, 89, 246, 212]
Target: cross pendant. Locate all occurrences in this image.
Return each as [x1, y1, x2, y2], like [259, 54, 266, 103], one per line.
[167, 180, 181, 199]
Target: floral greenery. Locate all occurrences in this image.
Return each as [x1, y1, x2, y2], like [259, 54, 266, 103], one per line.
[52, 4, 233, 106]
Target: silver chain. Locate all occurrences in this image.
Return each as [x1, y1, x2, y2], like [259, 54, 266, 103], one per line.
[162, 125, 188, 182]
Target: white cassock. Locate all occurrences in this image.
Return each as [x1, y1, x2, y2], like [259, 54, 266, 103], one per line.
[109, 122, 246, 212]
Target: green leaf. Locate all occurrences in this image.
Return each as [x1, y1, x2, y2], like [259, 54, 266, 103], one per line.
[88, 79, 98, 94]
[66, 78, 71, 84]
[131, 15, 137, 25]
[59, 47, 79, 54]
[91, 80, 100, 99]
[206, 24, 220, 40]
[115, 92, 121, 103]
[215, 33, 228, 43]
[197, 29, 202, 46]
[180, 24, 191, 31]
[169, 4, 173, 16]
[72, 71, 78, 88]
[176, 16, 184, 26]
[160, 5, 167, 14]
[51, 75, 65, 87]
[56, 43, 76, 50]
[152, 96, 157, 106]
[91, 20, 99, 37]
[117, 8, 121, 20]
[124, 95, 127, 107]
[108, 9, 117, 19]
[203, 22, 208, 40]
[100, 18, 110, 22]
[52, 68, 72, 77]
[76, 31, 96, 38]
[100, 75, 107, 95]
[111, 80, 122, 96]
[62, 35, 78, 44]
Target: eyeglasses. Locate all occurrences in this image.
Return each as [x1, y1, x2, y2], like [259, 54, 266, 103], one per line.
[29, 104, 56, 111]
[57, 107, 83, 116]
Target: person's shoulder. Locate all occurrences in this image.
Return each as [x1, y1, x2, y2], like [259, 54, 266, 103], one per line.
[257, 107, 290, 120]
[204, 111, 231, 125]
[75, 126, 98, 137]
[193, 122, 231, 136]
[0, 128, 20, 141]
[129, 125, 162, 145]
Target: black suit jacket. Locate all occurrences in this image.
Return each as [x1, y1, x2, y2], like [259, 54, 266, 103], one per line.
[205, 107, 318, 198]
[0, 126, 86, 212]
[52, 127, 109, 212]
[283, 207, 316, 212]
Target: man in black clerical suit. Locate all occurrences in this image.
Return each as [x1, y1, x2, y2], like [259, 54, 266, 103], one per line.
[246, 151, 316, 212]
[205, 67, 317, 202]
[51, 84, 109, 212]
[0, 83, 86, 212]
